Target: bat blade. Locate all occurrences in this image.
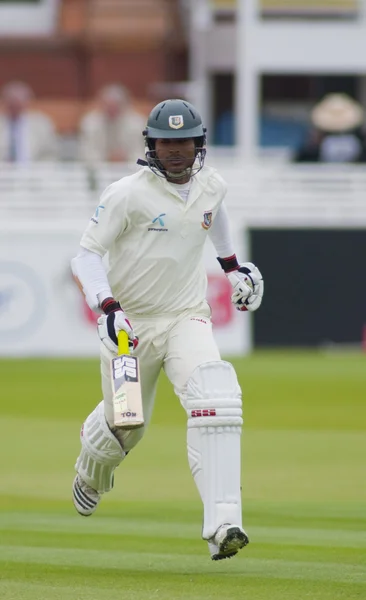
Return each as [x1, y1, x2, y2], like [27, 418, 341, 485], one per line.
[111, 343, 144, 430]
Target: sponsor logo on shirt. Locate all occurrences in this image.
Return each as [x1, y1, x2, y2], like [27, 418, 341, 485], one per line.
[91, 204, 105, 224]
[201, 210, 213, 230]
[190, 317, 208, 324]
[148, 213, 168, 232]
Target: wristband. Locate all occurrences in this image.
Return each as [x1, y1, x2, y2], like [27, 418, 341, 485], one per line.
[100, 297, 121, 315]
[217, 254, 239, 273]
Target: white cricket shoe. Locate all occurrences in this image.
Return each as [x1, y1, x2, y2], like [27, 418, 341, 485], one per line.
[209, 524, 249, 561]
[72, 474, 101, 516]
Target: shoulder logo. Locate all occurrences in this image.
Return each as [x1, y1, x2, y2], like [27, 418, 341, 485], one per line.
[148, 213, 168, 232]
[169, 115, 184, 129]
[201, 210, 213, 230]
[91, 204, 105, 224]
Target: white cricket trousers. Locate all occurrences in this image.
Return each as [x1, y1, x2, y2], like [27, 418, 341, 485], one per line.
[100, 301, 221, 451]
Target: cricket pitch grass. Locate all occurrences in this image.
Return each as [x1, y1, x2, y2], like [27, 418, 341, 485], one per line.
[0, 350, 365, 600]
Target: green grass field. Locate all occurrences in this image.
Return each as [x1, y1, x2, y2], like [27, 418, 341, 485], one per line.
[0, 350, 365, 600]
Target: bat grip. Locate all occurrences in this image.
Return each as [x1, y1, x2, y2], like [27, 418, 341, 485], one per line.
[117, 331, 130, 356]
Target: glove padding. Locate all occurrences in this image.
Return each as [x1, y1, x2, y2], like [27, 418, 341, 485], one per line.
[227, 262, 264, 312]
[97, 310, 139, 354]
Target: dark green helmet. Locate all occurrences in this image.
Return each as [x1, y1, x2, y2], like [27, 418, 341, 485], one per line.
[143, 99, 207, 179]
[144, 99, 206, 140]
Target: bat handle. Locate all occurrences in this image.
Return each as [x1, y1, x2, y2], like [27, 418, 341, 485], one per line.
[117, 331, 130, 356]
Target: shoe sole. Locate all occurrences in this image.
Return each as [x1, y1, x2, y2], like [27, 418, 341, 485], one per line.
[211, 526, 249, 561]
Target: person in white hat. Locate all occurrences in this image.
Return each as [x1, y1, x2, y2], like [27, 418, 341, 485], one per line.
[293, 93, 366, 163]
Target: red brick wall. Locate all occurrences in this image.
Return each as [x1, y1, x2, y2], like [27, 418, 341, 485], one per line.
[0, 45, 84, 97]
[87, 50, 167, 98]
[0, 40, 184, 100]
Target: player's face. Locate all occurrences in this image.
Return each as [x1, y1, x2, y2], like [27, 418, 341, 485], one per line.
[155, 138, 196, 180]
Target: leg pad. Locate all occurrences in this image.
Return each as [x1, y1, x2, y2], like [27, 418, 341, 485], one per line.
[185, 361, 243, 540]
[75, 401, 125, 493]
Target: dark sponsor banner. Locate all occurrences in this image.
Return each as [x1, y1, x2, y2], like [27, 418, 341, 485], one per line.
[251, 229, 366, 346]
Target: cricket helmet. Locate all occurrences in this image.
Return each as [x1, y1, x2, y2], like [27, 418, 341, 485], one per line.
[143, 99, 207, 178]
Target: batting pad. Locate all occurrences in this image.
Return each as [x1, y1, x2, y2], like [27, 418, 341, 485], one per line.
[185, 361, 243, 540]
[75, 401, 126, 493]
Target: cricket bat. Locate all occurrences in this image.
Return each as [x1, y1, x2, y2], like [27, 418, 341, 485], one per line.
[111, 331, 144, 429]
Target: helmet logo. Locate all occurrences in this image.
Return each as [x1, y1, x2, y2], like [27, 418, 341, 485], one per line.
[169, 115, 184, 129]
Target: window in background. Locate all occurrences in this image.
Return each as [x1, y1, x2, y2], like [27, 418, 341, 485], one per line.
[261, 74, 361, 149]
[212, 73, 235, 146]
[211, 72, 363, 149]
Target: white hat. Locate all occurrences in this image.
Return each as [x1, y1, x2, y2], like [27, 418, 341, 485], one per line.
[311, 93, 364, 132]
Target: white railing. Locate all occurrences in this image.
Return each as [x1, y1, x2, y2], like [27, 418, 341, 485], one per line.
[1, 161, 366, 227]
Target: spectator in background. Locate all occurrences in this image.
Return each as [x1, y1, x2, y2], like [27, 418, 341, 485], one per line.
[79, 84, 146, 164]
[293, 93, 366, 163]
[0, 81, 57, 162]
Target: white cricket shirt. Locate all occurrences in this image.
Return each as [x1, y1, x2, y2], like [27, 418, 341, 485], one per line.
[80, 165, 227, 315]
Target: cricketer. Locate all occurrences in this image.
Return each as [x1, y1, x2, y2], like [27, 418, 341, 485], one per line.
[71, 99, 264, 560]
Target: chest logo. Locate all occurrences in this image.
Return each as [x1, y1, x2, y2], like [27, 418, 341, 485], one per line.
[152, 213, 166, 227]
[148, 213, 168, 232]
[201, 211, 213, 230]
[169, 115, 184, 129]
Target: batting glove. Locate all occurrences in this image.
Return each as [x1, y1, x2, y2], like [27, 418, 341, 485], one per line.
[217, 256, 264, 312]
[97, 298, 139, 353]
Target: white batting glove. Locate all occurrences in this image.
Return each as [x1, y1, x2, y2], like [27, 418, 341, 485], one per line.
[227, 262, 264, 312]
[97, 298, 139, 353]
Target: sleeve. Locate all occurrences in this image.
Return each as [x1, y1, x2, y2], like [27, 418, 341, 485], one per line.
[208, 202, 235, 258]
[71, 247, 112, 311]
[80, 181, 129, 257]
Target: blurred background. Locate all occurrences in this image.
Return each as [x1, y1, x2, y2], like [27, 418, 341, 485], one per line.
[1, 4, 366, 599]
[1, 0, 366, 357]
